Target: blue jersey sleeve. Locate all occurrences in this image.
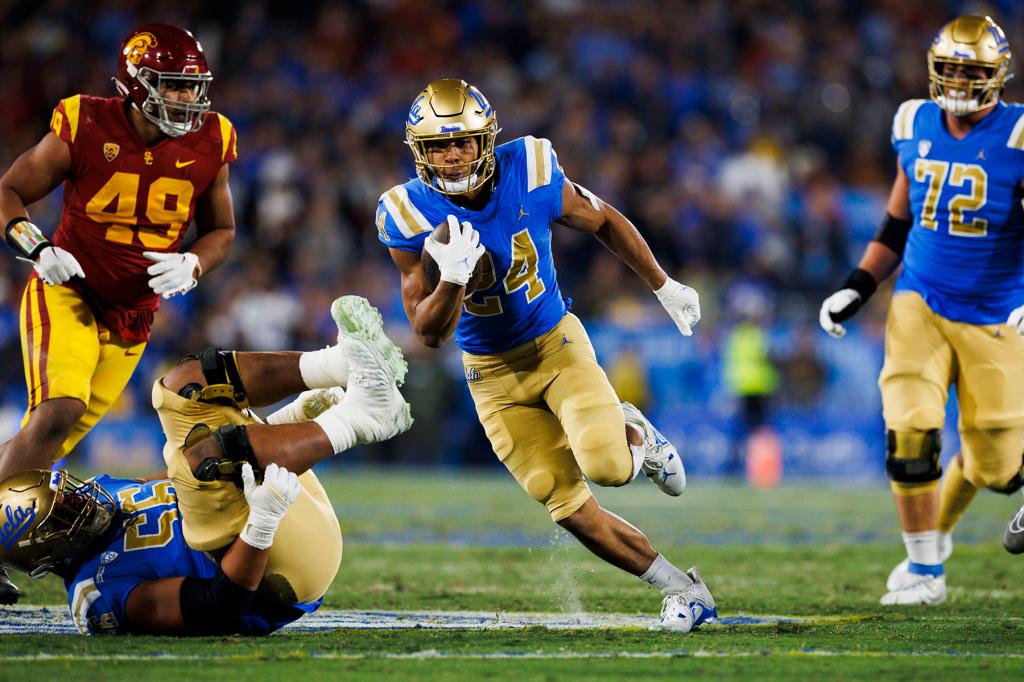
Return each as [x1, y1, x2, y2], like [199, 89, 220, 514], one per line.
[376, 183, 434, 253]
[520, 136, 566, 224]
[68, 574, 137, 634]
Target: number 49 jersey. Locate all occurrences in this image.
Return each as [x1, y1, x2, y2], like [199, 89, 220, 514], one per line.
[377, 136, 568, 354]
[892, 99, 1024, 324]
[49, 95, 237, 342]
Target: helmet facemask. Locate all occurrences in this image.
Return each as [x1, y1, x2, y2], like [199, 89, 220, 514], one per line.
[928, 57, 1006, 116]
[406, 126, 498, 196]
[115, 67, 212, 138]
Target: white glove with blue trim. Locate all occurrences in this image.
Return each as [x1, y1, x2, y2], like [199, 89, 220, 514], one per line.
[143, 251, 200, 298]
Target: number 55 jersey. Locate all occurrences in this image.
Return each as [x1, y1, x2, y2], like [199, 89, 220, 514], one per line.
[49, 94, 237, 343]
[892, 99, 1024, 324]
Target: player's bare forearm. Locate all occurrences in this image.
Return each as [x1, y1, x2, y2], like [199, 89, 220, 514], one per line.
[858, 241, 902, 284]
[188, 225, 235, 276]
[557, 181, 667, 290]
[190, 164, 236, 275]
[391, 247, 462, 347]
[219, 535, 270, 591]
[0, 132, 71, 225]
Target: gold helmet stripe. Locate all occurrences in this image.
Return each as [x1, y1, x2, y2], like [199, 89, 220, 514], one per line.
[382, 185, 432, 238]
[1007, 112, 1024, 150]
[70, 578, 100, 634]
[525, 136, 554, 192]
[892, 99, 927, 141]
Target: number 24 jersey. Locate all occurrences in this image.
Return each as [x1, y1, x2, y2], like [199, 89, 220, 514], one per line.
[377, 136, 569, 354]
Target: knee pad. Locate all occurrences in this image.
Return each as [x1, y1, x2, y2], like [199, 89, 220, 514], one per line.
[961, 427, 1024, 493]
[178, 348, 249, 410]
[886, 429, 943, 493]
[190, 423, 258, 484]
[988, 470, 1024, 495]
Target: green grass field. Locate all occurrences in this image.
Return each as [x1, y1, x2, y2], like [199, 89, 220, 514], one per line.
[3, 470, 1024, 680]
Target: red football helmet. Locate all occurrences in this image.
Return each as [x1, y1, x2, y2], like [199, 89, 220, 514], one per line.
[113, 23, 212, 137]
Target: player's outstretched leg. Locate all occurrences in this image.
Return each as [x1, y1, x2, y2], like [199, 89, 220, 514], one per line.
[621, 402, 686, 496]
[0, 561, 19, 605]
[1004, 501, 1024, 554]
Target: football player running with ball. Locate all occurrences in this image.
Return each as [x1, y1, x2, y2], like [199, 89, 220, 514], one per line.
[0, 24, 239, 603]
[378, 79, 713, 632]
[820, 16, 1024, 605]
[0, 295, 412, 635]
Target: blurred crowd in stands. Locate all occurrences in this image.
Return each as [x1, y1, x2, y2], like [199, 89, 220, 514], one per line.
[0, 0, 1019, 470]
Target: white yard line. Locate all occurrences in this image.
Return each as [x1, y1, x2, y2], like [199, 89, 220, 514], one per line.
[0, 606, 855, 635]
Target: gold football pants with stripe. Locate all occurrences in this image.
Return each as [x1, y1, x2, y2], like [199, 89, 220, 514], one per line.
[463, 314, 634, 522]
[152, 380, 343, 605]
[19, 278, 145, 461]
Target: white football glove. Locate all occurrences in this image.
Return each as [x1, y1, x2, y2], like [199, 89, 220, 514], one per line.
[818, 289, 862, 339]
[143, 250, 200, 298]
[17, 246, 85, 286]
[1007, 304, 1024, 336]
[266, 387, 345, 425]
[654, 277, 701, 337]
[423, 215, 485, 287]
[239, 462, 301, 551]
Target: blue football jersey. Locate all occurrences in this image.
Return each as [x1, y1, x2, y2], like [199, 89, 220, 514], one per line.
[891, 99, 1024, 324]
[377, 136, 568, 353]
[65, 475, 319, 635]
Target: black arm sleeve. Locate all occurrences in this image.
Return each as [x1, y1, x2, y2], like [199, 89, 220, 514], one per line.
[179, 568, 256, 635]
[872, 213, 913, 256]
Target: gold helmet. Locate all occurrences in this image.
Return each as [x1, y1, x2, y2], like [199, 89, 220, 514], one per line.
[405, 79, 500, 195]
[928, 15, 1013, 116]
[0, 470, 115, 577]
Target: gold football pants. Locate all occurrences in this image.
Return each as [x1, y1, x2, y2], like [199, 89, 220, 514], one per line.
[880, 291, 1024, 490]
[463, 314, 633, 522]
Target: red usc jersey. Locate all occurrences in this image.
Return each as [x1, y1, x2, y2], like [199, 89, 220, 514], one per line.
[48, 94, 237, 343]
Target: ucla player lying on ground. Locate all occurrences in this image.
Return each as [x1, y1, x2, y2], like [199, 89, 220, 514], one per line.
[378, 79, 714, 632]
[820, 15, 1024, 605]
[0, 296, 412, 634]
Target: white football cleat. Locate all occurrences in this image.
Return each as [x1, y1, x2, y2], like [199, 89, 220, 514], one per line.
[621, 401, 686, 496]
[886, 533, 953, 591]
[331, 295, 409, 386]
[328, 295, 413, 444]
[880, 573, 947, 606]
[660, 566, 717, 632]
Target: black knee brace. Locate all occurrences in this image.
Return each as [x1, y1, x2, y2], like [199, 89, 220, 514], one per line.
[885, 429, 943, 484]
[192, 423, 259, 484]
[178, 348, 249, 410]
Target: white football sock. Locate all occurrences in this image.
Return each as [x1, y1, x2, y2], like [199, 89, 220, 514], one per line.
[300, 345, 349, 389]
[639, 553, 693, 595]
[313, 407, 357, 454]
[902, 530, 941, 566]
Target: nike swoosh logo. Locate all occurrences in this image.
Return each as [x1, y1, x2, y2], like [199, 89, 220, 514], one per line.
[175, 159, 196, 168]
[124, 349, 141, 357]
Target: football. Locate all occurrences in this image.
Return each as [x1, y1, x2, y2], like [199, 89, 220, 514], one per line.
[421, 219, 487, 296]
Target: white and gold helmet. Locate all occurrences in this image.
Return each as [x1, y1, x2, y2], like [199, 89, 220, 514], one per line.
[928, 15, 1013, 116]
[405, 79, 500, 195]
